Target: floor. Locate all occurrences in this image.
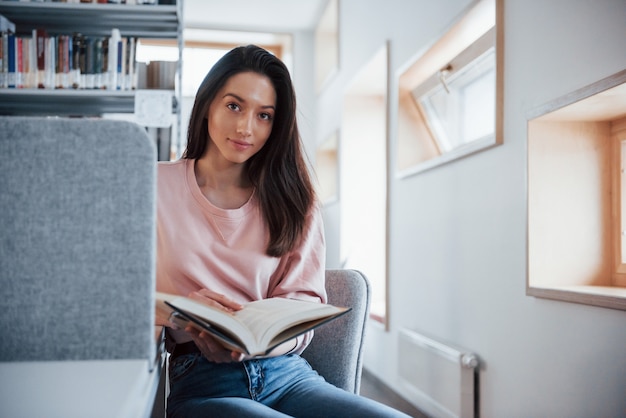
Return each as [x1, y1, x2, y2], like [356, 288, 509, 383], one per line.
[359, 369, 429, 418]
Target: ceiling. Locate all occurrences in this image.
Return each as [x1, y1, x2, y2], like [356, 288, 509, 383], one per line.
[182, 0, 328, 32]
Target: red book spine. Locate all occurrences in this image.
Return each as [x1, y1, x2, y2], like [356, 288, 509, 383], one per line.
[36, 29, 47, 89]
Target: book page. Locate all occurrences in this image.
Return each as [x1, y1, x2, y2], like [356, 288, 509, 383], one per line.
[234, 298, 347, 348]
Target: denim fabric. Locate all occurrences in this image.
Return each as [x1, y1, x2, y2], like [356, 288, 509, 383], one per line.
[167, 354, 410, 418]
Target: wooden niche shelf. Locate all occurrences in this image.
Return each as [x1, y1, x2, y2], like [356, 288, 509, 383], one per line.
[527, 69, 626, 311]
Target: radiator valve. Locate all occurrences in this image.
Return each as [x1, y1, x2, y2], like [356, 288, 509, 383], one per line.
[461, 353, 479, 369]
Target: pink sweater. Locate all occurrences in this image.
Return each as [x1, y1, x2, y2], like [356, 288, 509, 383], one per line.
[156, 159, 327, 351]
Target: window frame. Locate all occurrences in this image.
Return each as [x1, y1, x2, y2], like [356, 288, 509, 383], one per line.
[396, 0, 503, 177]
[414, 40, 496, 153]
[613, 118, 626, 284]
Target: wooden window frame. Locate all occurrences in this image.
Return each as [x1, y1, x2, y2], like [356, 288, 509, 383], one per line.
[396, 0, 503, 176]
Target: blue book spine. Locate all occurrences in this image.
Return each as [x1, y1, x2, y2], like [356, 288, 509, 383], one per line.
[7, 33, 15, 88]
[116, 39, 122, 90]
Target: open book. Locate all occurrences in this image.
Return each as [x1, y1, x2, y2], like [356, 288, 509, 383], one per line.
[156, 292, 351, 356]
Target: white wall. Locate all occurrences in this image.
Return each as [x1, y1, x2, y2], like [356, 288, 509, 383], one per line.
[291, 30, 317, 163]
[314, 0, 626, 416]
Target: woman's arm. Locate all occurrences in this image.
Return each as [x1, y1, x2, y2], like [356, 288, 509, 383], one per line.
[266, 204, 328, 355]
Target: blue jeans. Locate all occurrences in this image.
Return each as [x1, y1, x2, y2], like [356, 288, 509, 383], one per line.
[167, 353, 411, 418]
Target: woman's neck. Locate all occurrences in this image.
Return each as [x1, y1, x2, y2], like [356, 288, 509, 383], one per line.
[194, 157, 253, 209]
[195, 156, 248, 188]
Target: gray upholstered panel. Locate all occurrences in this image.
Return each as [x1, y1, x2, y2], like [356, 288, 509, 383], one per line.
[301, 269, 371, 394]
[0, 117, 156, 362]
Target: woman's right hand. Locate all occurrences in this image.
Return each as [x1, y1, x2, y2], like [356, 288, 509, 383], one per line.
[185, 326, 246, 363]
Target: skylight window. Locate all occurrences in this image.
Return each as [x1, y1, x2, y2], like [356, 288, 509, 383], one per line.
[396, 0, 502, 176]
[416, 48, 495, 153]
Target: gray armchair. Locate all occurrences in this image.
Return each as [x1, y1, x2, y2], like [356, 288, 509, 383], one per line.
[302, 269, 371, 394]
[151, 269, 371, 416]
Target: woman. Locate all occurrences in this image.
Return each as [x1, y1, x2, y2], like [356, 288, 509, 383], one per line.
[156, 44, 408, 417]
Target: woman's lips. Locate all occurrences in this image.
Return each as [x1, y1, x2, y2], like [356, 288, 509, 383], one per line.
[229, 138, 252, 151]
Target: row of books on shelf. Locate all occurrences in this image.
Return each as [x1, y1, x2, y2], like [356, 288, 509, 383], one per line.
[0, 28, 138, 90]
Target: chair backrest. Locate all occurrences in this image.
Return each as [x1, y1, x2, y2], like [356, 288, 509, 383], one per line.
[0, 116, 156, 362]
[301, 269, 371, 394]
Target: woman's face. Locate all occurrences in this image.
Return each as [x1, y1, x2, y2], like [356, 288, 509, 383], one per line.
[205, 71, 276, 165]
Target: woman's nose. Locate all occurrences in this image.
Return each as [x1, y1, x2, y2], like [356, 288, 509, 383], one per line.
[237, 114, 253, 137]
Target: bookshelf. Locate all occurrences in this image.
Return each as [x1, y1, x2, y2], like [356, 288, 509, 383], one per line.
[0, 0, 183, 158]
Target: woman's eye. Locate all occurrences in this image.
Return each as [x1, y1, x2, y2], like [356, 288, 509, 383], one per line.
[227, 103, 240, 111]
[260, 113, 273, 121]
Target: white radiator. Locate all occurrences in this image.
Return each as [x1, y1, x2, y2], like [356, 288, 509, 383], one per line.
[398, 329, 479, 418]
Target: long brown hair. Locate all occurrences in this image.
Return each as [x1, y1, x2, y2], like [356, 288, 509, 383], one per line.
[183, 45, 316, 257]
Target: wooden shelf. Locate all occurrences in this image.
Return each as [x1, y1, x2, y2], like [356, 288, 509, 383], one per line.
[0, 89, 177, 116]
[0, 2, 180, 38]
